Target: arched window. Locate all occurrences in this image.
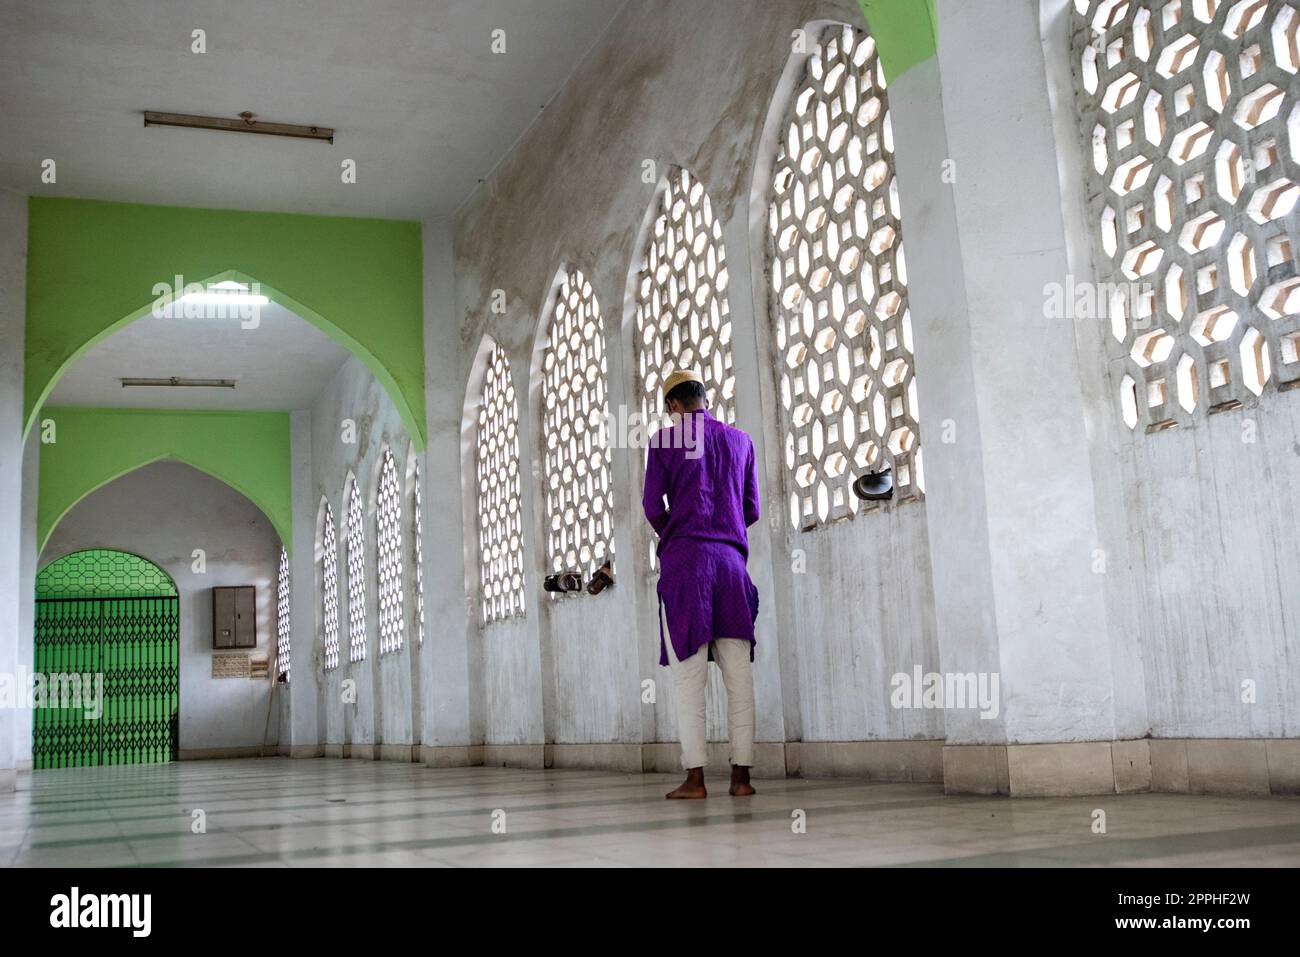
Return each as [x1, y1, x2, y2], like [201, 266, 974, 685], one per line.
[1071, 0, 1300, 429]
[411, 462, 425, 645]
[634, 166, 736, 426]
[767, 23, 923, 531]
[276, 545, 291, 681]
[376, 448, 404, 654]
[477, 344, 527, 623]
[540, 267, 616, 577]
[321, 502, 340, 671]
[345, 478, 367, 663]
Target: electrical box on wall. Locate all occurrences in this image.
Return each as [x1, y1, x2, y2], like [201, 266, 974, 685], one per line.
[212, 586, 256, 649]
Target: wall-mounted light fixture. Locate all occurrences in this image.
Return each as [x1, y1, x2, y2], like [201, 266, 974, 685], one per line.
[178, 280, 270, 307]
[143, 110, 334, 143]
[120, 378, 237, 389]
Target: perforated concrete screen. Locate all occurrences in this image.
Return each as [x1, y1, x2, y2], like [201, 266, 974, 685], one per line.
[321, 502, 341, 671]
[540, 267, 616, 578]
[634, 166, 737, 427]
[376, 448, 405, 654]
[767, 23, 924, 531]
[276, 546, 291, 681]
[345, 479, 367, 663]
[1073, 0, 1300, 429]
[412, 462, 425, 646]
[477, 344, 527, 624]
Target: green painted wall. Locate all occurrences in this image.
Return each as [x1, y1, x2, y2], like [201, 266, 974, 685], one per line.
[37, 407, 292, 554]
[858, 0, 938, 83]
[24, 197, 426, 447]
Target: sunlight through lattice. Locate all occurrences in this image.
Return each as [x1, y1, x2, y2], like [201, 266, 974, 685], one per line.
[376, 449, 404, 654]
[541, 267, 616, 578]
[346, 479, 367, 663]
[767, 23, 924, 531]
[635, 166, 736, 427]
[477, 345, 527, 623]
[1073, 0, 1300, 428]
[321, 502, 340, 671]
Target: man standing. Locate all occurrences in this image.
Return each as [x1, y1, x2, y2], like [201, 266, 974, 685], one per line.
[642, 369, 761, 799]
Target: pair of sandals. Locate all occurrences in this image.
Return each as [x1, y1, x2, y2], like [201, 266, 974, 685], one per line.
[544, 562, 614, 596]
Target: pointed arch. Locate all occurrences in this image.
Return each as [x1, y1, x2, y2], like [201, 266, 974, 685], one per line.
[318, 497, 341, 671]
[343, 473, 368, 663]
[406, 450, 426, 647]
[24, 198, 426, 448]
[628, 165, 737, 427]
[37, 407, 291, 554]
[276, 545, 291, 681]
[471, 339, 527, 624]
[375, 445, 406, 654]
[757, 20, 925, 531]
[532, 265, 617, 578]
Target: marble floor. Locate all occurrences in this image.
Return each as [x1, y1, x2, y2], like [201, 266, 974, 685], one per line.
[2, 758, 1299, 867]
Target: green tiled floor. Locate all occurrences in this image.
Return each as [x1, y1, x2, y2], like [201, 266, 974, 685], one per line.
[3, 758, 1299, 867]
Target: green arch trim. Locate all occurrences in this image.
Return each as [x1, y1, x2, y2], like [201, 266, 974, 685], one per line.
[37, 407, 292, 555]
[24, 197, 426, 448]
[858, 0, 938, 83]
[37, 549, 178, 599]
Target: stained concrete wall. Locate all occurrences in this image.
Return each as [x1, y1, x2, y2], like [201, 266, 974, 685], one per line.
[450, 0, 943, 753]
[40, 461, 282, 754]
[1041, 0, 1300, 739]
[308, 354, 421, 755]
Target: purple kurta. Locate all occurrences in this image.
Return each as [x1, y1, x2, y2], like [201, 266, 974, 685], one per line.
[642, 409, 761, 667]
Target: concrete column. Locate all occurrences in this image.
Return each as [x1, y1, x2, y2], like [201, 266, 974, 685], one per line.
[17, 426, 38, 770]
[419, 219, 473, 763]
[723, 211, 790, 749]
[884, 2, 1119, 794]
[286, 410, 321, 755]
[0, 190, 27, 792]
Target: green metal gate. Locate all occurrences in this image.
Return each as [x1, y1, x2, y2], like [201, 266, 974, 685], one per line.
[33, 551, 180, 770]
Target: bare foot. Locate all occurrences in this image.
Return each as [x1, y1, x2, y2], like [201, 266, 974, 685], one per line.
[666, 767, 707, 799]
[729, 765, 756, 796]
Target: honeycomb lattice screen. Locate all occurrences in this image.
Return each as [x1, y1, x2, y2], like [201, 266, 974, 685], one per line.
[276, 546, 291, 681]
[1072, 0, 1300, 430]
[634, 166, 737, 427]
[376, 449, 405, 654]
[540, 267, 616, 580]
[477, 344, 527, 624]
[321, 502, 341, 671]
[345, 479, 367, 663]
[767, 23, 924, 531]
[412, 462, 425, 645]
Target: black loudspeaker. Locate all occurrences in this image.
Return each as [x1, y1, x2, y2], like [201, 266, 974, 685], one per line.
[586, 562, 614, 595]
[544, 572, 584, 593]
[851, 465, 894, 502]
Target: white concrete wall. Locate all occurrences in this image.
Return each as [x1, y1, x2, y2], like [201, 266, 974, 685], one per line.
[40, 461, 281, 754]
[449, 0, 943, 751]
[307, 354, 420, 754]
[1041, 0, 1300, 739]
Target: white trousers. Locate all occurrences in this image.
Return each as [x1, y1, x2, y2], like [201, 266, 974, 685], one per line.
[664, 632, 755, 770]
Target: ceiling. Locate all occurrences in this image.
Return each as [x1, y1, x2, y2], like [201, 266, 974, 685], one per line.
[49, 301, 350, 410]
[0, 0, 626, 219]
